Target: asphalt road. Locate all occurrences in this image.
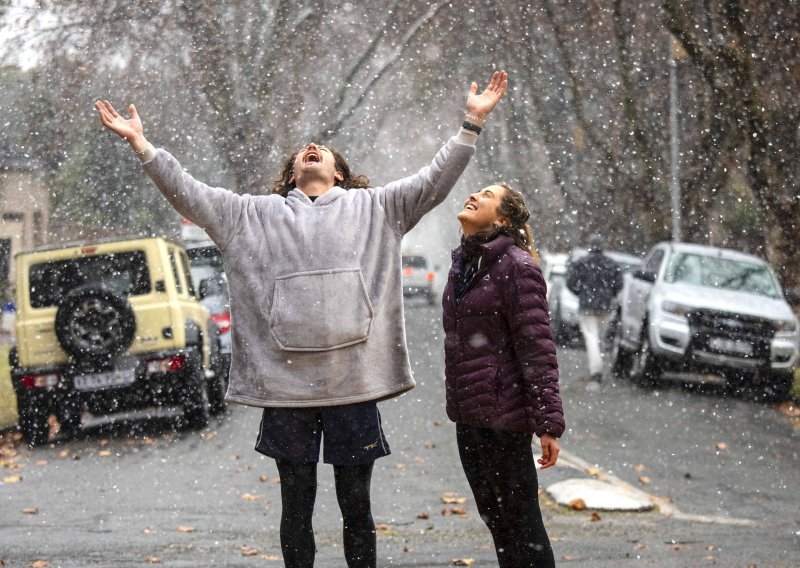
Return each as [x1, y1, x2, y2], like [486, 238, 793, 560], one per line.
[1, 300, 799, 567]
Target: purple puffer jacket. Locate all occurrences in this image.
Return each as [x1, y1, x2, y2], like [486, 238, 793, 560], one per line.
[442, 234, 565, 437]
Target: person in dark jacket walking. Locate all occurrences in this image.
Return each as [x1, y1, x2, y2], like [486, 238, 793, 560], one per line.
[565, 234, 623, 383]
[443, 182, 565, 568]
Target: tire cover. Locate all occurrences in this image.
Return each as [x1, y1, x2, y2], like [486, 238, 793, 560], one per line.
[55, 283, 136, 359]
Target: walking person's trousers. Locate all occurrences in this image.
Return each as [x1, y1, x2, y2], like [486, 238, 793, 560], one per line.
[578, 310, 613, 377]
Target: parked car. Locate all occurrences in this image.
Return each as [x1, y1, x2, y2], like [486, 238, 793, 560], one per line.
[608, 241, 799, 401]
[186, 243, 232, 415]
[546, 248, 642, 341]
[402, 250, 438, 305]
[10, 236, 221, 446]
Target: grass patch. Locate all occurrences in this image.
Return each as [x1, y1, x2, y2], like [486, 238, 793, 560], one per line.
[793, 368, 800, 400]
[0, 345, 18, 429]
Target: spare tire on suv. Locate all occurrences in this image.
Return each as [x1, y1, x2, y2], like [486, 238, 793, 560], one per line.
[55, 283, 137, 360]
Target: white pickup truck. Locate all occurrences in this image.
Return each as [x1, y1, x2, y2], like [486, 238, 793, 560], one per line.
[608, 241, 799, 402]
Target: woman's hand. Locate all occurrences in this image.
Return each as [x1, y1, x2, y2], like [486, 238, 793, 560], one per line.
[538, 433, 560, 469]
[465, 70, 508, 124]
[95, 100, 148, 152]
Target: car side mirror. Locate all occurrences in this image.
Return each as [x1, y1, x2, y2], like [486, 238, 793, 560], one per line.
[633, 268, 656, 283]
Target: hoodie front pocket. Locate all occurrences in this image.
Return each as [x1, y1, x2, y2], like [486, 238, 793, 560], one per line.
[270, 268, 374, 351]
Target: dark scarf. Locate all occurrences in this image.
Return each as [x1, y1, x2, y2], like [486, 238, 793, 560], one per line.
[454, 228, 502, 303]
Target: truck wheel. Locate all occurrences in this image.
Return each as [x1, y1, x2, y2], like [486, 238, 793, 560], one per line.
[759, 372, 793, 403]
[426, 289, 436, 306]
[17, 393, 50, 448]
[630, 325, 661, 387]
[207, 342, 228, 416]
[550, 299, 564, 343]
[606, 314, 631, 379]
[181, 349, 210, 430]
[56, 394, 83, 438]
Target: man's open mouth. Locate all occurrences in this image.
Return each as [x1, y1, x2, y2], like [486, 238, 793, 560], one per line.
[304, 150, 321, 164]
[464, 203, 477, 211]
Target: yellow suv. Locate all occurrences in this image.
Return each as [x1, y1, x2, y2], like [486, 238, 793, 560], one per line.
[10, 236, 223, 446]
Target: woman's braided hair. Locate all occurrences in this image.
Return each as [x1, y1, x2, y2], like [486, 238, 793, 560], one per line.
[495, 182, 540, 263]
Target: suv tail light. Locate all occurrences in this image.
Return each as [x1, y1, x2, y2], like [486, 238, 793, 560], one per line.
[427, 272, 435, 281]
[146, 355, 185, 375]
[21, 373, 59, 389]
[211, 312, 232, 334]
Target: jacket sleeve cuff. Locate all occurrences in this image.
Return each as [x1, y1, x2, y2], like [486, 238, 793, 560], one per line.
[455, 128, 479, 146]
[136, 143, 158, 163]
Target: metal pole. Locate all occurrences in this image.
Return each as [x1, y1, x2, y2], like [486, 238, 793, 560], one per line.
[669, 37, 682, 242]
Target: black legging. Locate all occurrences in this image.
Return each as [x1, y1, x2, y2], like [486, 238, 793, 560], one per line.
[456, 423, 556, 568]
[276, 460, 376, 568]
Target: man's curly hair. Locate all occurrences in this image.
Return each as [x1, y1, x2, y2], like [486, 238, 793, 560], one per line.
[271, 146, 370, 197]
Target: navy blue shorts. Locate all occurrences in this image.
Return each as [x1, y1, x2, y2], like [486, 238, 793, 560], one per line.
[255, 401, 391, 465]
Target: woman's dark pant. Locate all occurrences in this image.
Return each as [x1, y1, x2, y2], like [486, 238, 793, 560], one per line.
[456, 423, 556, 568]
[276, 460, 376, 568]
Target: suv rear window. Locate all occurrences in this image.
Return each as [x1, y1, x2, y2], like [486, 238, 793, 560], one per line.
[402, 256, 428, 269]
[29, 250, 151, 308]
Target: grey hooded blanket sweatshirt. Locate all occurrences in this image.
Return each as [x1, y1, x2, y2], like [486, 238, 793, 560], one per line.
[141, 130, 477, 407]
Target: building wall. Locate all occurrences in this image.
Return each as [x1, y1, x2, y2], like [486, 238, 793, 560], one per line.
[0, 168, 50, 282]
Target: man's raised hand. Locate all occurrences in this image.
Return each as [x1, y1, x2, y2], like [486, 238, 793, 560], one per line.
[95, 100, 145, 147]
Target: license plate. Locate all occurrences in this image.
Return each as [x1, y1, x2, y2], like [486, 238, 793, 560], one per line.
[74, 368, 137, 391]
[708, 337, 753, 356]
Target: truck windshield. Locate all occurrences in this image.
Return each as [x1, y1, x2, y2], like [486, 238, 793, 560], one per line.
[664, 252, 779, 298]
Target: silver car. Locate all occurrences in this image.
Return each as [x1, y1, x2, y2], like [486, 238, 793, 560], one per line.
[609, 241, 799, 401]
[545, 248, 642, 341]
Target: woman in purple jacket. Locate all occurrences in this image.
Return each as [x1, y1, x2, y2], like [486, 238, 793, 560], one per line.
[443, 182, 565, 567]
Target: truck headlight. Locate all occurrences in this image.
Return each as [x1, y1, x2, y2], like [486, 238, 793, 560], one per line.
[662, 300, 692, 318]
[774, 318, 798, 333]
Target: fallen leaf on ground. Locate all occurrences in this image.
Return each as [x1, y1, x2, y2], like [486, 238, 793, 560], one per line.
[241, 493, 261, 501]
[451, 558, 474, 566]
[240, 545, 259, 556]
[433, 420, 441, 426]
[414, 456, 425, 463]
[773, 402, 800, 417]
[98, 450, 112, 457]
[142, 527, 156, 534]
[259, 475, 269, 482]
[424, 440, 436, 449]
[633, 464, 647, 472]
[403, 546, 414, 552]
[585, 466, 601, 478]
[395, 463, 406, 470]
[562, 555, 581, 561]
[704, 556, 715, 561]
[635, 543, 648, 550]
[588, 512, 602, 522]
[441, 494, 466, 505]
[376, 524, 391, 531]
[650, 495, 672, 504]
[3, 476, 21, 484]
[568, 498, 586, 510]
[21, 508, 38, 514]
[176, 525, 196, 533]
[638, 476, 651, 485]
[31, 562, 50, 567]
[261, 555, 281, 561]
[441, 507, 468, 516]
[417, 512, 430, 520]
[57, 450, 70, 458]
[715, 442, 728, 450]
[35, 460, 47, 466]
[99, 439, 110, 447]
[144, 557, 161, 564]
